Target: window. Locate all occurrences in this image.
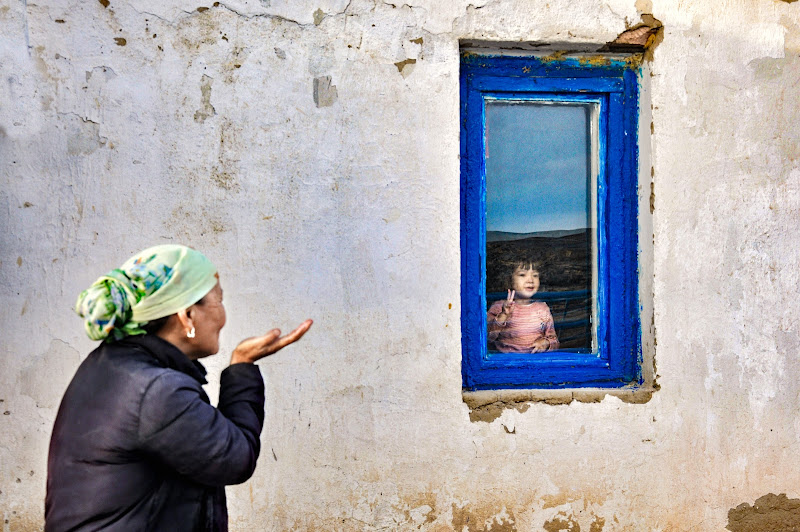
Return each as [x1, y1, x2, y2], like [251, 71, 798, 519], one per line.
[460, 49, 644, 390]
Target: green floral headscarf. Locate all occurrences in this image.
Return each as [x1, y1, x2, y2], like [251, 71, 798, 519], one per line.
[75, 245, 218, 341]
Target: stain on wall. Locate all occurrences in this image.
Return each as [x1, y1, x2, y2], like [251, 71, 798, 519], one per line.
[194, 74, 216, 122]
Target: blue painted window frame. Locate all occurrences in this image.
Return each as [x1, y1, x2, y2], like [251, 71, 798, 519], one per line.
[460, 52, 642, 390]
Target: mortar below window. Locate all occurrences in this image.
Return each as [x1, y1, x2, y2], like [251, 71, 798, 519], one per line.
[463, 386, 658, 423]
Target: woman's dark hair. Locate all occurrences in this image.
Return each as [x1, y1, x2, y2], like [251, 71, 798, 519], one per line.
[141, 315, 172, 335]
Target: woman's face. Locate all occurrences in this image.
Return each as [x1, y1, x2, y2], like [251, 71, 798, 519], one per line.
[188, 281, 226, 359]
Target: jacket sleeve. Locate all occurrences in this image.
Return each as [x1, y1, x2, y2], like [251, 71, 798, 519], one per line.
[137, 363, 265, 486]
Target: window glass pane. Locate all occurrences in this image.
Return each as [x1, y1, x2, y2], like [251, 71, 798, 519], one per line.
[484, 99, 598, 355]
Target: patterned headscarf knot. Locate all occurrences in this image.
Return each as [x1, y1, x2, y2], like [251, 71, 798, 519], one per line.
[75, 245, 218, 342]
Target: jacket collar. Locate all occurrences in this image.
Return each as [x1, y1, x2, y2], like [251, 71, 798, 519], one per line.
[117, 334, 208, 384]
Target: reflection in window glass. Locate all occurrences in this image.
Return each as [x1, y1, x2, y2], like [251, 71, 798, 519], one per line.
[484, 99, 598, 354]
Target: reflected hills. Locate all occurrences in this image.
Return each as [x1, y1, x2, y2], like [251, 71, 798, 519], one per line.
[486, 228, 592, 295]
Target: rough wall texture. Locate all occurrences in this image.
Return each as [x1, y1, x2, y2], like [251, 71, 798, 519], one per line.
[1, 0, 799, 530]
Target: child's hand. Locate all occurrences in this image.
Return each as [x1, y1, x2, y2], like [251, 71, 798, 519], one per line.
[531, 337, 550, 353]
[501, 289, 516, 316]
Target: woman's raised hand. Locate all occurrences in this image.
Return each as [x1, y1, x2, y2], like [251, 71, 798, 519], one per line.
[230, 319, 313, 365]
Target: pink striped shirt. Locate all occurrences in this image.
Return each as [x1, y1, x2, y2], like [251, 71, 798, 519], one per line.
[487, 300, 559, 353]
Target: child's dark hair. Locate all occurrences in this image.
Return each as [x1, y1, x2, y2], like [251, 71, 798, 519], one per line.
[506, 258, 542, 288]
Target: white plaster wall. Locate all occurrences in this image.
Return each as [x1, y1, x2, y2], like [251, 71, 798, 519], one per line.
[1, 0, 799, 530]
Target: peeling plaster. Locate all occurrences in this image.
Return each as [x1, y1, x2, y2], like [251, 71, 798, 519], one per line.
[394, 58, 417, 77]
[451, 503, 517, 532]
[62, 113, 107, 155]
[728, 494, 800, 532]
[543, 512, 581, 532]
[20, 340, 81, 410]
[313, 75, 338, 107]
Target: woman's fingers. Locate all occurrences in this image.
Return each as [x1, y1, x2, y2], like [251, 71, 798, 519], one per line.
[231, 321, 312, 364]
[257, 329, 282, 350]
[261, 319, 313, 357]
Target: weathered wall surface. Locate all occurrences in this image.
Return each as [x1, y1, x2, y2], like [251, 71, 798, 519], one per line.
[1, 0, 799, 530]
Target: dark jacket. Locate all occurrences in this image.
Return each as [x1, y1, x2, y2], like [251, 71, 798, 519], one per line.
[45, 334, 265, 532]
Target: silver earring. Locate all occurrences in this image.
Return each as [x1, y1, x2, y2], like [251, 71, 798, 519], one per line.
[187, 327, 195, 339]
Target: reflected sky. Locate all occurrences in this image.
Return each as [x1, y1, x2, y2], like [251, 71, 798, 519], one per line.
[485, 101, 592, 234]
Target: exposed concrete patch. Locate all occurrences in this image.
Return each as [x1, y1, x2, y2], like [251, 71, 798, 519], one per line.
[589, 516, 605, 532]
[313, 75, 338, 107]
[727, 493, 800, 532]
[396, 492, 438, 527]
[451, 503, 517, 531]
[543, 512, 581, 532]
[63, 113, 107, 155]
[194, 75, 216, 122]
[20, 340, 81, 410]
[650, 179, 655, 214]
[464, 388, 656, 423]
[395, 58, 416, 77]
[85, 66, 117, 83]
[601, 14, 664, 59]
[539, 493, 608, 531]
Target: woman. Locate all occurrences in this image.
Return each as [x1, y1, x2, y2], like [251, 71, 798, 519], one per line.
[45, 245, 312, 531]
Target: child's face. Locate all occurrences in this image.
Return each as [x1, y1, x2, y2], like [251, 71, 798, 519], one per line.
[510, 266, 540, 298]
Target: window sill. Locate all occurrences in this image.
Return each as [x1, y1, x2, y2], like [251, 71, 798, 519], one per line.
[463, 385, 658, 423]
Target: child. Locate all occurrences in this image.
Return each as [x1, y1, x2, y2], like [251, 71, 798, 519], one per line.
[487, 260, 559, 353]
